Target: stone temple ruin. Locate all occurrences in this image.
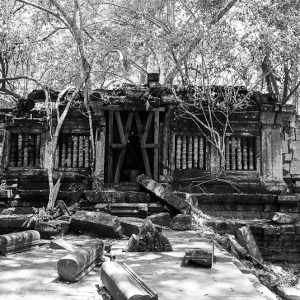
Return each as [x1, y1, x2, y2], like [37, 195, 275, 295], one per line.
[1, 76, 300, 299]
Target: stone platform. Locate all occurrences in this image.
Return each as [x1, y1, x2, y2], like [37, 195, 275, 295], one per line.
[0, 231, 275, 300]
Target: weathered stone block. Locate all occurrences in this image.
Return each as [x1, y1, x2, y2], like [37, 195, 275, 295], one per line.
[274, 285, 300, 300]
[137, 174, 191, 214]
[35, 220, 69, 239]
[284, 153, 292, 162]
[125, 191, 151, 203]
[127, 219, 172, 252]
[119, 217, 162, 237]
[272, 212, 298, 224]
[282, 140, 289, 153]
[58, 240, 103, 282]
[70, 211, 123, 238]
[290, 141, 300, 151]
[0, 230, 40, 255]
[0, 214, 36, 232]
[85, 190, 126, 203]
[101, 262, 158, 300]
[184, 247, 213, 268]
[50, 239, 76, 251]
[236, 226, 263, 264]
[148, 212, 171, 227]
[170, 214, 192, 231]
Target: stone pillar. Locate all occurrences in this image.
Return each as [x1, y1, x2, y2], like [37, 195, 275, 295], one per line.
[260, 111, 286, 192]
[94, 111, 106, 183]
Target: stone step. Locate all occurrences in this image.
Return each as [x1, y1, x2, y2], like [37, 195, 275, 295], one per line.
[85, 190, 151, 204]
[80, 202, 165, 218]
[105, 182, 141, 192]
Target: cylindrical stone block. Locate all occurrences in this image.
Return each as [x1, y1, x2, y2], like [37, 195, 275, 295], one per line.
[57, 240, 103, 282]
[0, 230, 40, 255]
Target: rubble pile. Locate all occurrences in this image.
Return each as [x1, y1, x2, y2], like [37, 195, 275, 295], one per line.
[127, 219, 172, 252]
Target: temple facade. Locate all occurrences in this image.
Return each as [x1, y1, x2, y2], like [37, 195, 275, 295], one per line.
[0, 85, 299, 206]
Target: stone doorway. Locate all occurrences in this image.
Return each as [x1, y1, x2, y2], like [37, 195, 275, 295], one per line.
[105, 107, 163, 183]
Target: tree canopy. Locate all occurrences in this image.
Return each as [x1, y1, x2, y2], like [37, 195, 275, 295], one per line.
[0, 0, 299, 104]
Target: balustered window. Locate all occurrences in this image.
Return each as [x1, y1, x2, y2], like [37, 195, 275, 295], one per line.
[58, 134, 90, 168]
[9, 133, 41, 167]
[225, 136, 256, 171]
[175, 135, 207, 170]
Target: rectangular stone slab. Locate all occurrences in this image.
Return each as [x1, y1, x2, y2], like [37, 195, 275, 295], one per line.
[0, 230, 40, 255]
[85, 190, 126, 203]
[0, 215, 36, 231]
[101, 261, 158, 300]
[57, 240, 103, 282]
[183, 240, 214, 268]
[69, 210, 123, 238]
[236, 226, 263, 264]
[137, 174, 191, 214]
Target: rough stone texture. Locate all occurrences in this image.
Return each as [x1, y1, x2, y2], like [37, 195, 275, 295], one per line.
[136, 174, 191, 214]
[127, 219, 172, 252]
[187, 193, 300, 220]
[236, 226, 263, 264]
[170, 214, 192, 231]
[101, 261, 158, 300]
[184, 247, 213, 268]
[272, 212, 298, 224]
[119, 217, 162, 237]
[35, 220, 69, 239]
[50, 239, 76, 252]
[57, 240, 103, 282]
[148, 212, 171, 227]
[0, 214, 36, 234]
[70, 210, 123, 238]
[85, 190, 126, 203]
[0, 230, 40, 255]
[125, 191, 151, 203]
[218, 234, 248, 259]
[0, 207, 36, 215]
[274, 285, 300, 300]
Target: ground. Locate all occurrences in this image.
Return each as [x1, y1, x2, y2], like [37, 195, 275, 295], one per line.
[0, 230, 276, 300]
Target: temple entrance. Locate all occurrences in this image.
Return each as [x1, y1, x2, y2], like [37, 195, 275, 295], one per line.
[105, 107, 163, 183]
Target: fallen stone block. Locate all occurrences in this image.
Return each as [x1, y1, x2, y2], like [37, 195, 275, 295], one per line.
[136, 174, 191, 214]
[183, 242, 214, 268]
[236, 226, 263, 264]
[101, 261, 158, 300]
[85, 190, 126, 203]
[218, 234, 248, 259]
[170, 214, 192, 230]
[126, 191, 151, 203]
[50, 239, 76, 252]
[148, 212, 171, 227]
[274, 285, 300, 300]
[271, 212, 298, 224]
[0, 214, 37, 234]
[119, 217, 161, 237]
[57, 240, 103, 282]
[35, 220, 69, 239]
[0, 207, 37, 215]
[127, 219, 172, 252]
[90, 203, 148, 218]
[70, 210, 123, 238]
[0, 230, 40, 255]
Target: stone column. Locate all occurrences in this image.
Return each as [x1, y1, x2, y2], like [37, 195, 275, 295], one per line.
[94, 110, 106, 183]
[260, 111, 286, 192]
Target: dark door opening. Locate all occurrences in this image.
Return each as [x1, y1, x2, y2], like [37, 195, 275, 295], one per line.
[105, 108, 163, 183]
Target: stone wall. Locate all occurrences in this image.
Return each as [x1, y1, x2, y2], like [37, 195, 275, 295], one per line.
[187, 193, 300, 220]
[282, 115, 300, 191]
[206, 218, 300, 273]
